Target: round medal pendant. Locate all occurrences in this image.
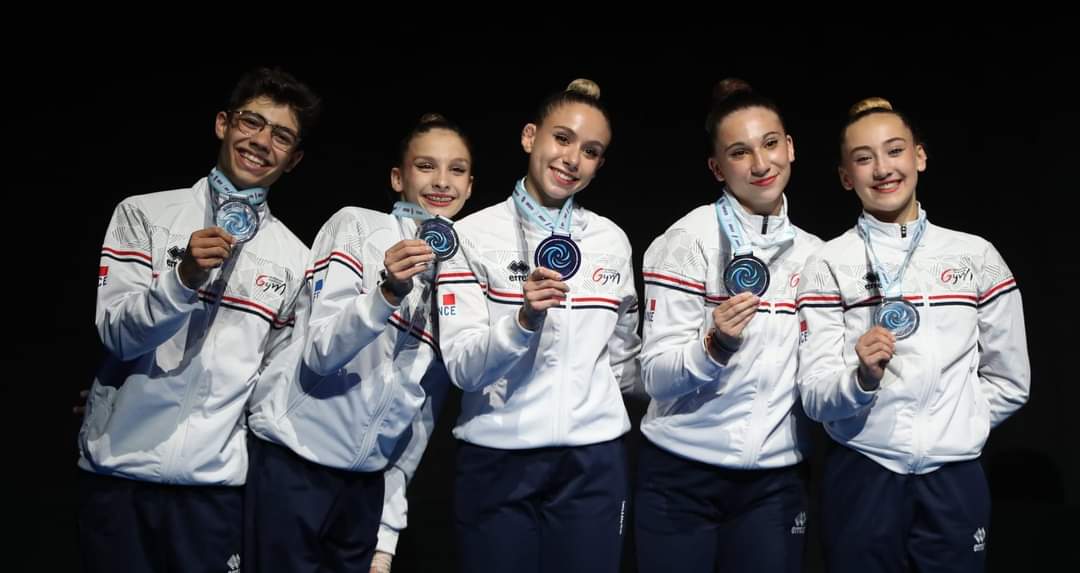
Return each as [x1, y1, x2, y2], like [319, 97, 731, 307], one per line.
[216, 200, 259, 243]
[723, 255, 770, 296]
[419, 217, 459, 262]
[534, 234, 581, 280]
[873, 298, 920, 340]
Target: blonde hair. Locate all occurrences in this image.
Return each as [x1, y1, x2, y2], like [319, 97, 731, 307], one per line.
[566, 78, 601, 100]
[848, 97, 893, 117]
[839, 96, 921, 162]
[534, 77, 611, 135]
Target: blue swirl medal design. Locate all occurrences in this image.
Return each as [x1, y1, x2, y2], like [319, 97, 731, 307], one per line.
[392, 202, 460, 264]
[723, 254, 770, 297]
[873, 298, 920, 340]
[534, 234, 582, 281]
[216, 200, 259, 243]
[419, 216, 459, 262]
[208, 167, 267, 244]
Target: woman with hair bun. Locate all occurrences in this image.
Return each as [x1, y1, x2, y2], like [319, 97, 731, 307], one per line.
[246, 113, 475, 572]
[437, 79, 641, 573]
[796, 97, 1030, 572]
[634, 78, 821, 573]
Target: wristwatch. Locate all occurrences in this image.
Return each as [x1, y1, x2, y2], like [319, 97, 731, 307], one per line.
[379, 269, 412, 299]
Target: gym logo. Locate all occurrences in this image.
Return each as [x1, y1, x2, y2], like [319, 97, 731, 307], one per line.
[592, 268, 622, 286]
[256, 274, 287, 295]
[940, 267, 973, 285]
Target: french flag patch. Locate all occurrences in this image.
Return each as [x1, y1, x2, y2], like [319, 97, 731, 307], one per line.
[439, 292, 458, 317]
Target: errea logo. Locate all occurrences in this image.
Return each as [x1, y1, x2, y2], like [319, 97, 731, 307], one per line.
[973, 527, 986, 552]
[791, 511, 807, 535]
[167, 245, 186, 269]
[864, 271, 881, 291]
[508, 260, 529, 282]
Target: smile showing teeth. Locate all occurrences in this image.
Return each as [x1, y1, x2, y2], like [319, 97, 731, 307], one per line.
[424, 194, 454, 205]
[550, 168, 577, 186]
[239, 150, 268, 168]
[873, 180, 901, 192]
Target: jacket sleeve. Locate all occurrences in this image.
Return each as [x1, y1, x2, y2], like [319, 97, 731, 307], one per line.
[303, 209, 400, 376]
[96, 199, 200, 360]
[796, 251, 880, 422]
[437, 234, 537, 392]
[975, 242, 1030, 427]
[640, 229, 735, 401]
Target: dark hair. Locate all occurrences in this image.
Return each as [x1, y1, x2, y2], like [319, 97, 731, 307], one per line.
[397, 113, 474, 167]
[227, 67, 322, 141]
[705, 78, 786, 156]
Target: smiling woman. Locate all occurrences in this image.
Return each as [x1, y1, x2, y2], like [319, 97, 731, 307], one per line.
[796, 97, 1031, 573]
[244, 113, 475, 573]
[635, 78, 822, 573]
[435, 78, 642, 573]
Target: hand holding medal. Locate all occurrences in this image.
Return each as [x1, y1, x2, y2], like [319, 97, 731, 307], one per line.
[707, 291, 760, 358]
[855, 326, 896, 390]
[379, 239, 435, 305]
[517, 267, 569, 331]
[178, 227, 236, 289]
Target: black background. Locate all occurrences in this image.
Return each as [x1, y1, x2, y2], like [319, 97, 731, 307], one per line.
[10, 39, 1075, 571]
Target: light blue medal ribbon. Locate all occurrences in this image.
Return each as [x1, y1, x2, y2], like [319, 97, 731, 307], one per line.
[858, 213, 927, 339]
[714, 191, 795, 296]
[512, 177, 581, 279]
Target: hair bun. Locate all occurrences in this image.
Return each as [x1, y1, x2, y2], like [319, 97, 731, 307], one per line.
[848, 97, 893, 117]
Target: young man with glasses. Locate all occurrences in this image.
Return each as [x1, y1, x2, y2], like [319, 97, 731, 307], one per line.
[77, 67, 320, 573]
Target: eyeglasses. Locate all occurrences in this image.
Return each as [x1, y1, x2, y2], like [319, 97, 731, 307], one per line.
[229, 110, 300, 152]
